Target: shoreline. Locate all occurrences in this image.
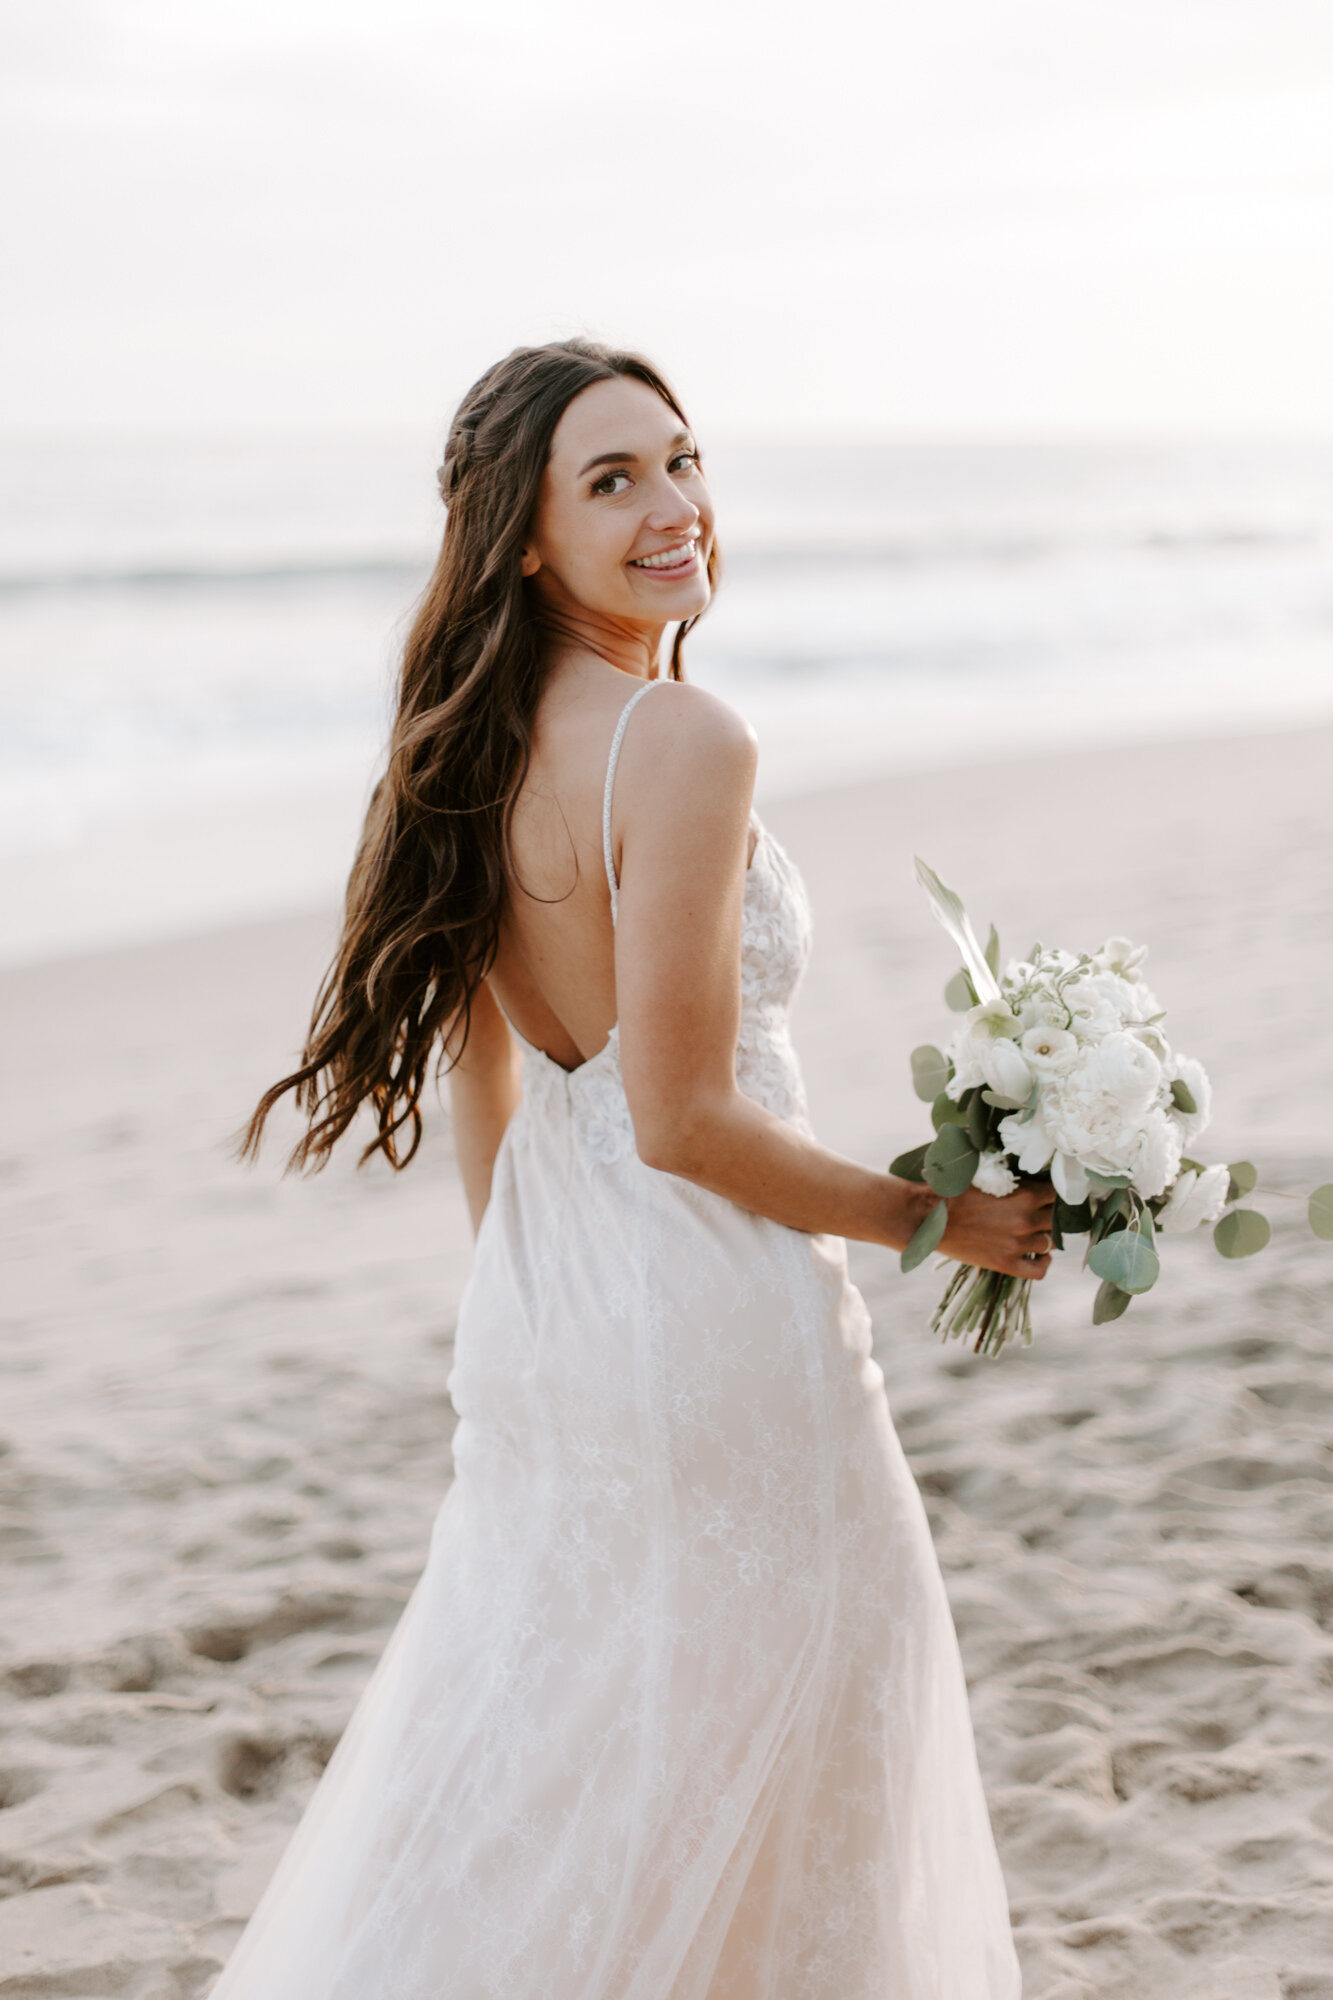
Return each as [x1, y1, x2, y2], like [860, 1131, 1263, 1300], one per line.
[4, 709, 1332, 973]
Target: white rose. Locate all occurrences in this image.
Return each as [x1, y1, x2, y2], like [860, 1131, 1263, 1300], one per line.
[972, 1150, 1019, 1197]
[1157, 1163, 1231, 1234]
[1020, 1025, 1080, 1075]
[981, 1037, 1035, 1103]
[1169, 1053, 1213, 1147]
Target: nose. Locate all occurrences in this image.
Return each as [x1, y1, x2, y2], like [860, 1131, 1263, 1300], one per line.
[645, 468, 701, 534]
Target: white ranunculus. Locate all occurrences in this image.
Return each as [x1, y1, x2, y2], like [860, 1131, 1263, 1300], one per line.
[973, 1150, 1019, 1197]
[981, 1036, 1035, 1103]
[1050, 1151, 1090, 1204]
[1169, 1053, 1213, 1147]
[1157, 1163, 1231, 1234]
[1020, 1025, 1080, 1075]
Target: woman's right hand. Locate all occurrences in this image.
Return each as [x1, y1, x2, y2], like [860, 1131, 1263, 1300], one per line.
[910, 1178, 1056, 1279]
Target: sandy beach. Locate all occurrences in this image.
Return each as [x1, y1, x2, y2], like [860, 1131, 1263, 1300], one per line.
[2, 719, 1332, 2000]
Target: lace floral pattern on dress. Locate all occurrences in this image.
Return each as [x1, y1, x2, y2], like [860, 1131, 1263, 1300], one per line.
[514, 819, 813, 1167]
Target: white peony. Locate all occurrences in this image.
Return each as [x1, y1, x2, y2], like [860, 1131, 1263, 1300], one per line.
[1157, 1162, 1231, 1233]
[1126, 1108, 1183, 1200]
[973, 1150, 1019, 1197]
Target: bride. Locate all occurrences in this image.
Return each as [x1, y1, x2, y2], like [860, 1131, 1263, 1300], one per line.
[225, 338, 1052, 1998]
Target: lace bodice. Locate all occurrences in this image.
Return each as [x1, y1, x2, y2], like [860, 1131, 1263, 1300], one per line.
[508, 816, 814, 1166]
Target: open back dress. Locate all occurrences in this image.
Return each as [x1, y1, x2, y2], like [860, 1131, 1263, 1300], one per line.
[208, 677, 1021, 1999]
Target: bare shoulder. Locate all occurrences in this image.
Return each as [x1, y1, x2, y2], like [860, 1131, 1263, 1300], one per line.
[627, 680, 757, 785]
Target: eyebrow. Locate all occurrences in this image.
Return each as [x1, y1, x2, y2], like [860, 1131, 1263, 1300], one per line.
[577, 430, 693, 478]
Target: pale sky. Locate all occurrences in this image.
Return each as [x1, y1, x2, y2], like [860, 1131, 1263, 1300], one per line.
[4, 0, 1333, 437]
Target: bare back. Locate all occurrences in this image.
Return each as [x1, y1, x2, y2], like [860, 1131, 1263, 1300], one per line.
[488, 663, 755, 1074]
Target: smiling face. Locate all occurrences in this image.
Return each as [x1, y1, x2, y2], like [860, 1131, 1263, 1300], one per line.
[520, 374, 715, 637]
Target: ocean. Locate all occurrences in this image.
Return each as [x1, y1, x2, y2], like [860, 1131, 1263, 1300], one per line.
[2, 432, 1331, 962]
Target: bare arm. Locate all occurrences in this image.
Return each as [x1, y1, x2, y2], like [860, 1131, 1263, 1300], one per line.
[612, 689, 1053, 1277]
[447, 980, 522, 1236]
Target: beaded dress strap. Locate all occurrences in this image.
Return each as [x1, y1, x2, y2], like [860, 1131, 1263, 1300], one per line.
[602, 678, 666, 925]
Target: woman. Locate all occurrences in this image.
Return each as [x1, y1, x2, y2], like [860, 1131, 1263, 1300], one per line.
[224, 339, 1051, 1998]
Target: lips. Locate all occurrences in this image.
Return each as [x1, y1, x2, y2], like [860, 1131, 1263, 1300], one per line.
[629, 536, 701, 573]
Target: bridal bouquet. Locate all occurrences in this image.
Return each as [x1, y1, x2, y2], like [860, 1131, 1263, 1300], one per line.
[894, 861, 1333, 1355]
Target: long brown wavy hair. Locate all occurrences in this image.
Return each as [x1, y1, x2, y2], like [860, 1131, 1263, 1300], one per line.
[243, 338, 719, 1173]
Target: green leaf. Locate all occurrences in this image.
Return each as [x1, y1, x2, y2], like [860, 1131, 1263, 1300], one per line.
[984, 923, 1001, 977]
[1310, 1184, 1333, 1240]
[931, 1091, 968, 1132]
[965, 1089, 991, 1153]
[1226, 1160, 1257, 1202]
[982, 1088, 1027, 1111]
[1213, 1208, 1272, 1259]
[1091, 1188, 1129, 1239]
[889, 1142, 931, 1183]
[1054, 1197, 1093, 1235]
[1089, 1229, 1160, 1294]
[1170, 1079, 1198, 1115]
[910, 1044, 951, 1104]
[1092, 1280, 1133, 1325]
[944, 969, 976, 1013]
[1086, 1169, 1133, 1191]
[1049, 1206, 1064, 1253]
[900, 1200, 948, 1273]
[923, 1124, 980, 1198]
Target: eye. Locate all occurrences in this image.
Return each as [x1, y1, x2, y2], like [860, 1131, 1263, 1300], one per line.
[591, 470, 632, 496]
[670, 449, 699, 474]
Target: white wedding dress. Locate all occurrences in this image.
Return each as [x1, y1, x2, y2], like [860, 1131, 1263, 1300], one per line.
[210, 680, 1021, 1999]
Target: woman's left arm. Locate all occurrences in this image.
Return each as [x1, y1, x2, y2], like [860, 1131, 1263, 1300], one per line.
[447, 980, 522, 1235]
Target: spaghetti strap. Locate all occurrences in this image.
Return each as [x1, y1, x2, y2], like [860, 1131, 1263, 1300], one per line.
[602, 677, 666, 925]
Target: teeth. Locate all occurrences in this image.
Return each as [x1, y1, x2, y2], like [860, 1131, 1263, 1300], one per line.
[633, 540, 698, 569]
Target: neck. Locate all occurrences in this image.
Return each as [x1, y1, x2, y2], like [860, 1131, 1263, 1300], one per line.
[536, 602, 668, 682]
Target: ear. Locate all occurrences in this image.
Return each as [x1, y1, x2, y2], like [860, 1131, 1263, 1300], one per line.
[519, 544, 541, 577]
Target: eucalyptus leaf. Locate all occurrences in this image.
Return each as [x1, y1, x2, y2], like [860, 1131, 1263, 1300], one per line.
[944, 969, 976, 1013]
[1226, 1160, 1258, 1202]
[900, 1200, 948, 1274]
[1089, 1229, 1160, 1294]
[1310, 1185, 1333, 1241]
[889, 1142, 931, 1183]
[910, 1044, 951, 1104]
[1049, 1207, 1064, 1253]
[1170, 1079, 1198, 1115]
[984, 923, 1001, 977]
[1092, 1280, 1133, 1325]
[1086, 1170, 1133, 1191]
[1054, 1197, 1093, 1235]
[965, 1090, 991, 1153]
[923, 1124, 980, 1198]
[982, 1088, 1027, 1111]
[931, 1092, 968, 1132]
[1213, 1208, 1271, 1259]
